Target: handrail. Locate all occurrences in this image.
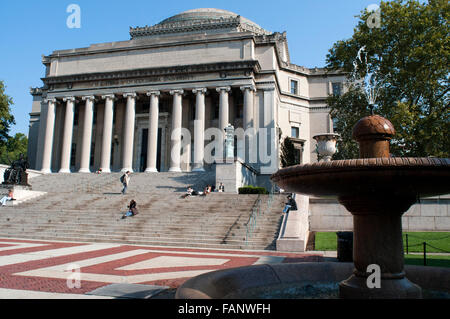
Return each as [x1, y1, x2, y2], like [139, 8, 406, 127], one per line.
[244, 184, 277, 247]
[245, 194, 261, 246]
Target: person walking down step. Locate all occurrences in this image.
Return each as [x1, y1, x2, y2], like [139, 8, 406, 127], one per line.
[120, 171, 131, 195]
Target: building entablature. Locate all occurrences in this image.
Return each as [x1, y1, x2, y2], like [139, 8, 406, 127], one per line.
[41, 60, 260, 92]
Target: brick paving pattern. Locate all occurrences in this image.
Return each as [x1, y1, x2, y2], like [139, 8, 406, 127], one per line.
[0, 238, 323, 297]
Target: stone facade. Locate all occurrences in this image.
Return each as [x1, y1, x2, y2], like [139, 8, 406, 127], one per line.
[27, 8, 345, 178]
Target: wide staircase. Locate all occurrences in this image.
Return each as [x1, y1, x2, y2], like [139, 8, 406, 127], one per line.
[0, 171, 285, 250]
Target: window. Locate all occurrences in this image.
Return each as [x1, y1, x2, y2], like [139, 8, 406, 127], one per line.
[93, 107, 97, 125]
[332, 82, 342, 96]
[235, 93, 243, 119]
[290, 80, 298, 95]
[189, 96, 196, 121]
[291, 127, 299, 139]
[70, 143, 77, 167]
[90, 143, 95, 166]
[332, 118, 338, 132]
[73, 106, 79, 126]
[211, 97, 219, 120]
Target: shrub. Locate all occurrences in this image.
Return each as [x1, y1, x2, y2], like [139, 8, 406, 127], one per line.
[238, 185, 269, 194]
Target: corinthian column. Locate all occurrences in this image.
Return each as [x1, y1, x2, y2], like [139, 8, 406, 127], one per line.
[79, 96, 95, 173]
[240, 85, 256, 130]
[169, 89, 184, 172]
[122, 93, 136, 172]
[100, 94, 115, 173]
[216, 86, 231, 134]
[59, 96, 76, 173]
[145, 91, 160, 173]
[41, 98, 57, 174]
[192, 88, 207, 171]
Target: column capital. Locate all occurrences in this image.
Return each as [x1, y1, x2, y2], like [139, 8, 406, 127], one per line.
[192, 88, 207, 95]
[123, 92, 137, 99]
[101, 94, 115, 100]
[82, 95, 96, 101]
[170, 89, 184, 96]
[258, 84, 276, 91]
[216, 86, 231, 93]
[146, 91, 161, 97]
[63, 96, 76, 102]
[44, 98, 57, 104]
[240, 85, 256, 92]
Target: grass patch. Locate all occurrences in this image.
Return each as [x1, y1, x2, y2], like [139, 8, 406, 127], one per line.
[314, 232, 337, 251]
[404, 254, 450, 268]
[403, 232, 450, 253]
[314, 232, 450, 254]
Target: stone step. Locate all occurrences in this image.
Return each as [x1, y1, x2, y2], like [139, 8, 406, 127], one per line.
[7, 172, 285, 250]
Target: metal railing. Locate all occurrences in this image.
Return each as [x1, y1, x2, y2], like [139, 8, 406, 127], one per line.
[404, 233, 450, 266]
[244, 184, 276, 246]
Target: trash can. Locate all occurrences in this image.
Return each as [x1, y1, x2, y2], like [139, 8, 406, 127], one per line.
[336, 231, 353, 262]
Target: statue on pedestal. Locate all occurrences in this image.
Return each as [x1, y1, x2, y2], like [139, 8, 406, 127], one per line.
[3, 154, 30, 186]
[224, 124, 235, 160]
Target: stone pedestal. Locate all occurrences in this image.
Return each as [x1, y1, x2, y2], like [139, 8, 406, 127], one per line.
[215, 159, 237, 193]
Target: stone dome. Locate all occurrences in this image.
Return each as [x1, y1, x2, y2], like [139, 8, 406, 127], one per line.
[130, 8, 271, 38]
[352, 114, 395, 141]
[158, 8, 265, 30]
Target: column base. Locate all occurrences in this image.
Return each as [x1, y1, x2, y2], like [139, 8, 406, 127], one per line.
[169, 167, 182, 173]
[58, 168, 71, 174]
[192, 167, 205, 172]
[145, 168, 158, 173]
[339, 273, 422, 299]
[40, 168, 52, 174]
[121, 168, 134, 173]
[78, 168, 91, 173]
[100, 168, 111, 173]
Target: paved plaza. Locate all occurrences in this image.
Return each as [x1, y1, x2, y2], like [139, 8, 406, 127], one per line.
[0, 237, 325, 299]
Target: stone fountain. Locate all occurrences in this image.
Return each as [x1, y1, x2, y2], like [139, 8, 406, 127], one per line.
[175, 47, 449, 299]
[175, 114, 450, 299]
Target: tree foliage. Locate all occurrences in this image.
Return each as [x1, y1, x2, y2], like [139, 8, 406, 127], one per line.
[0, 80, 15, 147]
[326, 0, 449, 158]
[0, 133, 28, 165]
[0, 80, 28, 165]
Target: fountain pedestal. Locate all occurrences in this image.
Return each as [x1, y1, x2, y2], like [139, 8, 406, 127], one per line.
[338, 195, 421, 298]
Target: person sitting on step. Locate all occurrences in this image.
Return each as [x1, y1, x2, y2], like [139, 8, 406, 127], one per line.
[0, 189, 15, 206]
[121, 199, 139, 219]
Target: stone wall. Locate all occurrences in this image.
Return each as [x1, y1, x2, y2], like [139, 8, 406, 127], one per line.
[309, 195, 450, 232]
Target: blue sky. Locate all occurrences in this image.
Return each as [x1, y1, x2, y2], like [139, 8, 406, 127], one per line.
[0, 0, 380, 137]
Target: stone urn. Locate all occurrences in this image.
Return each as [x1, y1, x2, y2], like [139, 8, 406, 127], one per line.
[313, 133, 340, 162]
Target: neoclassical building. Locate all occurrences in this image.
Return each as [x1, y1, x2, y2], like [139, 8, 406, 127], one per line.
[27, 8, 344, 184]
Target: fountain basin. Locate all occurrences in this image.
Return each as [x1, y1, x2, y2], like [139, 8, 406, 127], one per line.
[270, 157, 450, 200]
[175, 262, 450, 299]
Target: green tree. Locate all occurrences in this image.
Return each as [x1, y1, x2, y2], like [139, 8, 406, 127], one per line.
[326, 0, 450, 158]
[0, 133, 28, 165]
[280, 136, 297, 167]
[0, 80, 15, 147]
